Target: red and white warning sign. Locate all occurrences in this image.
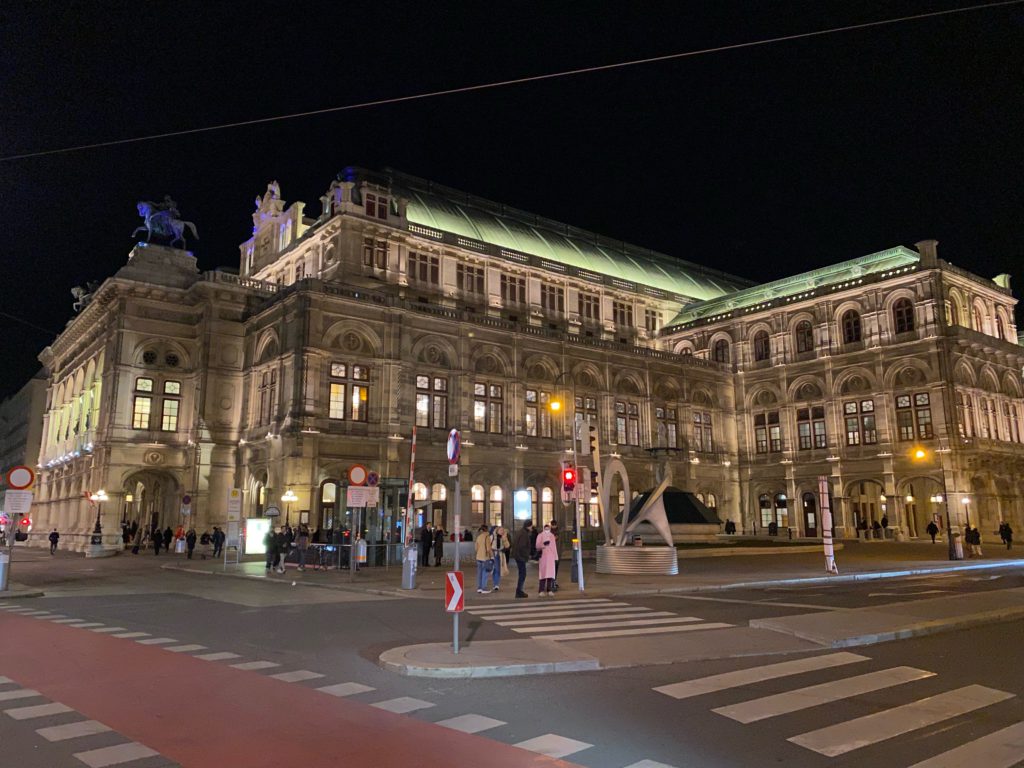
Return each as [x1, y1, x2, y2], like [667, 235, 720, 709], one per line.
[444, 571, 464, 613]
[5, 466, 35, 490]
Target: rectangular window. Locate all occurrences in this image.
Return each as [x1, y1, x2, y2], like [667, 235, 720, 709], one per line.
[615, 401, 627, 445]
[362, 237, 373, 267]
[456, 264, 484, 295]
[797, 406, 826, 450]
[645, 309, 661, 334]
[136, 377, 154, 392]
[163, 380, 181, 395]
[613, 301, 634, 327]
[578, 293, 600, 322]
[351, 384, 368, 421]
[693, 411, 713, 452]
[132, 396, 152, 429]
[500, 274, 526, 305]
[845, 400, 877, 445]
[755, 411, 781, 453]
[656, 406, 678, 448]
[408, 252, 440, 285]
[540, 284, 564, 314]
[160, 399, 179, 431]
[329, 383, 346, 420]
[415, 375, 447, 428]
[365, 192, 388, 220]
[473, 382, 503, 433]
[914, 392, 933, 439]
[525, 389, 553, 438]
[896, 392, 931, 441]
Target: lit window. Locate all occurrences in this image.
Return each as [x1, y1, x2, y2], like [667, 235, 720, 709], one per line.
[163, 381, 181, 395]
[524, 389, 552, 438]
[473, 382, 503, 433]
[161, 399, 179, 431]
[136, 377, 154, 392]
[132, 396, 152, 429]
[415, 375, 448, 429]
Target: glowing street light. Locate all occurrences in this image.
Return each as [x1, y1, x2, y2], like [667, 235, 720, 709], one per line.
[281, 489, 298, 526]
[89, 489, 108, 546]
[911, 447, 958, 560]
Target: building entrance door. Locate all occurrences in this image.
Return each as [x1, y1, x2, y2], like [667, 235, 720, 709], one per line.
[802, 492, 818, 537]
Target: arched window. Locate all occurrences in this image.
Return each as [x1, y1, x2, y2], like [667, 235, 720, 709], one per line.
[681, 347, 693, 356]
[774, 493, 789, 527]
[712, 339, 730, 363]
[696, 492, 706, 504]
[893, 298, 915, 334]
[431, 483, 447, 502]
[753, 331, 771, 362]
[841, 310, 862, 344]
[705, 493, 717, 510]
[471, 485, 484, 517]
[759, 493, 772, 529]
[488, 486, 503, 526]
[541, 487, 554, 522]
[412, 482, 428, 501]
[795, 321, 814, 353]
[995, 314, 1006, 341]
[972, 306, 984, 333]
[948, 301, 960, 327]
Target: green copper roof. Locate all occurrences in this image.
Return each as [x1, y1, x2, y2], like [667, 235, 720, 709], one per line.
[666, 246, 921, 327]
[377, 169, 752, 301]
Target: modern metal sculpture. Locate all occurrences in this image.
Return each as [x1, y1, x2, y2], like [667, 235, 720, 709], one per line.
[132, 196, 199, 249]
[597, 461, 679, 575]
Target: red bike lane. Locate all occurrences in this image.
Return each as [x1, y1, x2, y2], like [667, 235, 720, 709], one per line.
[1, 612, 576, 768]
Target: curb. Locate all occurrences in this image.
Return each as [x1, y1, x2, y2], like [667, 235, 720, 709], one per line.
[379, 642, 601, 679]
[0, 588, 44, 600]
[159, 563, 419, 599]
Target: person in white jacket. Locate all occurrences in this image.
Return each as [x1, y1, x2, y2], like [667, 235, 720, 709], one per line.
[535, 524, 558, 596]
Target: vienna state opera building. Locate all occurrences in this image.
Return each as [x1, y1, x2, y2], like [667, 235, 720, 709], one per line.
[26, 167, 1024, 552]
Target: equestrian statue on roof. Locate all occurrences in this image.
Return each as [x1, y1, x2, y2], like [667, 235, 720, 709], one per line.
[132, 195, 199, 249]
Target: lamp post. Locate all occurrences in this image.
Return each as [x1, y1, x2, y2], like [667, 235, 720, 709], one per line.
[913, 448, 957, 561]
[549, 371, 585, 591]
[89, 489, 108, 546]
[123, 493, 133, 526]
[281, 489, 298, 527]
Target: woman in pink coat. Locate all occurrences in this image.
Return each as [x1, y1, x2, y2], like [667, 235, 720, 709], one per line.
[535, 524, 558, 596]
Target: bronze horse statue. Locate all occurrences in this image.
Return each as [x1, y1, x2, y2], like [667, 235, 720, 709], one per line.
[132, 201, 199, 248]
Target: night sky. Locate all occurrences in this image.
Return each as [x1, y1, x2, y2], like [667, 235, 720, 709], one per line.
[1, 1, 1021, 398]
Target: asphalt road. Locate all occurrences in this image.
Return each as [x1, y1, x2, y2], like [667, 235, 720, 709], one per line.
[2, 551, 1023, 768]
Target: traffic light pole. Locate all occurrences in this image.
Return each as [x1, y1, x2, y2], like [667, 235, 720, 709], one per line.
[572, 414, 584, 592]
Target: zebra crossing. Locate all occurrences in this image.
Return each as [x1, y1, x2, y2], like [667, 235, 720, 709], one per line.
[655, 651, 1024, 765]
[466, 598, 732, 641]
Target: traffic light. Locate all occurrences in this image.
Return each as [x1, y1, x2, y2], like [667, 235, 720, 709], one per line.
[562, 465, 577, 492]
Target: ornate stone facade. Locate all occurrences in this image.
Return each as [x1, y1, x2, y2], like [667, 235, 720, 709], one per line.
[26, 168, 1024, 552]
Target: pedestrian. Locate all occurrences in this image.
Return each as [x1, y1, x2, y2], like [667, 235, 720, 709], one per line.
[1004, 522, 1014, 550]
[153, 527, 162, 555]
[121, 525, 131, 548]
[926, 520, 939, 544]
[510, 521, 533, 598]
[475, 524, 494, 593]
[296, 523, 310, 571]
[724, 519, 736, 535]
[162, 526, 173, 553]
[264, 526, 277, 571]
[535, 523, 558, 596]
[132, 527, 143, 555]
[548, 520, 561, 592]
[274, 527, 287, 573]
[871, 519, 882, 539]
[492, 524, 509, 589]
[433, 526, 445, 567]
[881, 514, 889, 538]
[48, 528, 59, 555]
[970, 526, 983, 558]
[419, 523, 432, 567]
[212, 527, 224, 558]
[463, 528, 472, 542]
[185, 528, 197, 559]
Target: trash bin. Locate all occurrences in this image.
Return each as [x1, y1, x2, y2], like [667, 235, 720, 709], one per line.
[0, 550, 9, 591]
[401, 545, 417, 589]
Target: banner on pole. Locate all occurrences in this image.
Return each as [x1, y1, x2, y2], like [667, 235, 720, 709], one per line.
[819, 475, 838, 575]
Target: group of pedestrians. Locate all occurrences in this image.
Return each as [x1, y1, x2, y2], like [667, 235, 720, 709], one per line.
[476, 520, 561, 599]
[125, 524, 225, 558]
[264, 522, 312, 573]
[418, 523, 474, 567]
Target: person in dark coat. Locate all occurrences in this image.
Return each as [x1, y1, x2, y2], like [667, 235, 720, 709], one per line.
[211, 527, 225, 557]
[264, 527, 277, 571]
[1004, 522, 1014, 550]
[926, 520, 939, 543]
[162, 527, 173, 552]
[153, 527, 162, 555]
[48, 529, 59, 555]
[510, 521, 534, 598]
[185, 528, 197, 559]
[463, 528, 472, 542]
[433, 527, 446, 567]
[419, 523, 432, 566]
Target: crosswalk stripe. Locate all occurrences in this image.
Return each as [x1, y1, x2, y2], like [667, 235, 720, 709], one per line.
[497, 610, 675, 627]
[270, 670, 324, 683]
[472, 606, 645, 621]
[317, 682, 375, 698]
[654, 652, 869, 700]
[0, 677, 13, 685]
[90, 627, 126, 633]
[231, 661, 280, 671]
[788, 685, 1015, 757]
[471, 602, 631, 616]
[514, 733, 592, 758]
[6, 702, 73, 720]
[0, 689, 41, 702]
[37, 719, 112, 742]
[544, 622, 732, 641]
[165, 644, 207, 653]
[136, 637, 177, 645]
[68, 623, 104, 629]
[195, 652, 241, 662]
[466, 599, 613, 613]
[73, 742, 159, 767]
[371, 697, 434, 714]
[111, 632, 149, 639]
[713, 667, 936, 723]
[906, 721, 1024, 768]
[512, 617, 704, 634]
[434, 713, 506, 733]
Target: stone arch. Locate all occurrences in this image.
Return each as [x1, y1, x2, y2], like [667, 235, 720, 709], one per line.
[1001, 372, 1021, 398]
[470, 345, 512, 377]
[690, 386, 716, 408]
[971, 298, 989, 334]
[120, 469, 182, 530]
[672, 340, 696, 356]
[254, 331, 280, 365]
[570, 361, 605, 391]
[835, 367, 878, 396]
[948, 288, 968, 327]
[747, 384, 782, 409]
[612, 370, 646, 396]
[323, 320, 382, 358]
[521, 354, 560, 383]
[410, 335, 458, 369]
[883, 359, 933, 390]
[788, 375, 826, 403]
[953, 361, 977, 387]
[653, 377, 682, 402]
[978, 366, 1000, 394]
[994, 306, 1012, 341]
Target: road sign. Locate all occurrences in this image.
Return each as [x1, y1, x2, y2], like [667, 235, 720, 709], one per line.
[448, 464, 458, 477]
[5, 466, 35, 490]
[366, 471, 380, 487]
[180, 504, 191, 516]
[446, 429, 461, 465]
[264, 506, 281, 518]
[348, 464, 368, 486]
[5, 491, 33, 517]
[445, 571, 464, 612]
[347, 486, 379, 508]
[182, 494, 192, 506]
[227, 489, 242, 522]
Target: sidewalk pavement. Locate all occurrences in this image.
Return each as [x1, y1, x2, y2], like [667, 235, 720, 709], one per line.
[0, 583, 45, 599]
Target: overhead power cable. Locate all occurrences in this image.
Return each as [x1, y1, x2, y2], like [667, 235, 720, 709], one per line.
[1, 0, 1020, 162]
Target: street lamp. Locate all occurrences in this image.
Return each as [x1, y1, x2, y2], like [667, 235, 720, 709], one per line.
[961, 496, 971, 527]
[912, 447, 958, 561]
[89, 489, 108, 546]
[123, 492, 133, 525]
[548, 371, 585, 590]
[281, 489, 298, 527]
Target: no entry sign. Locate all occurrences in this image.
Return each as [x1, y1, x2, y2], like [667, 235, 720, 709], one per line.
[445, 571, 464, 613]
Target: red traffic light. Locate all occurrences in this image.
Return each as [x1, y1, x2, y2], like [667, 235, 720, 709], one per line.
[562, 468, 577, 488]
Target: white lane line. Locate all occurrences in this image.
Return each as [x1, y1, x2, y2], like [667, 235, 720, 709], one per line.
[136, 637, 177, 645]
[269, 670, 324, 683]
[6, 702, 73, 720]
[231, 661, 280, 671]
[90, 627, 126, 634]
[51, 618, 85, 624]
[466, 599, 612, 613]
[906, 720, 1024, 768]
[68, 623, 104, 629]
[37, 719, 112, 741]
[471, 601, 630, 617]
[545, 622, 733, 641]
[165, 644, 207, 653]
[371, 696, 434, 714]
[317, 682, 375, 698]
[473, 606, 648, 621]
[194, 652, 241, 662]
[496, 609, 673, 626]
[435, 713, 507, 733]
[514, 733, 592, 758]
[513, 617, 704, 634]
[624, 761, 681, 768]
[44, 615, 68, 620]
[789, 685, 1015, 757]
[654, 652, 870, 700]
[0, 689, 42, 702]
[20, 610, 52, 616]
[73, 742, 159, 767]
[713, 667, 936, 723]
[111, 632, 149, 639]
[3, 607, 36, 613]
[868, 590, 951, 597]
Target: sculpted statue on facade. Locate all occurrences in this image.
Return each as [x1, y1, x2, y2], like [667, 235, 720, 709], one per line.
[132, 197, 199, 249]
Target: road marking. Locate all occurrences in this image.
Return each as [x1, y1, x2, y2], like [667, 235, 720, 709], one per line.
[868, 590, 951, 598]
[788, 685, 1015, 757]
[434, 713, 506, 733]
[73, 742, 159, 767]
[466, 599, 613, 613]
[514, 733, 592, 758]
[43, 615, 67, 620]
[317, 682, 375, 697]
[6, 702, 73, 720]
[68, 622, 105, 628]
[269, 670, 324, 683]
[665, 594, 848, 611]
[3, 607, 36, 613]
[654, 652, 870, 700]
[195, 652, 241, 662]
[471, 601, 630, 615]
[90, 627, 126, 633]
[496, 610, 674, 626]
[37, 719, 112, 741]
[0, 677, 12, 685]
[0, 689, 41, 702]
[371, 696, 434, 714]
[512, 617, 705, 634]
[713, 667, 936, 723]
[906, 720, 1024, 767]
[624, 761, 681, 768]
[111, 632, 149, 639]
[51, 618, 85, 624]
[20, 610, 52, 616]
[545, 622, 732, 641]
[473, 606, 650, 621]
[231, 661, 280, 671]
[136, 637, 177, 645]
[165, 644, 207, 653]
